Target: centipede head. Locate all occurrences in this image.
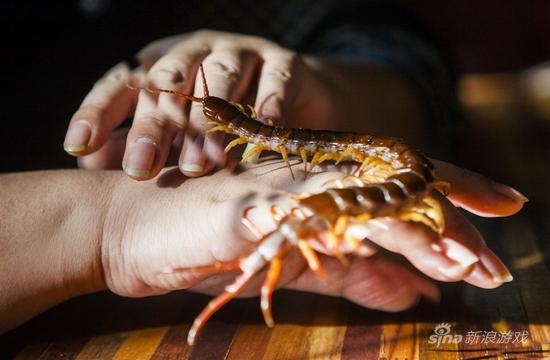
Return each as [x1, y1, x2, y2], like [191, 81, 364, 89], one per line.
[202, 96, 236, 125]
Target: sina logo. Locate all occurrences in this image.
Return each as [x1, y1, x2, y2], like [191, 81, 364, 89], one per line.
[428, 323, 462, 347]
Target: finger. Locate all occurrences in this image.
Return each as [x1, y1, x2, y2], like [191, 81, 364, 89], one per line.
[255, 48, 300, 125]
[180, 49, 260, 177]
[355, 217, 477, 282]
[240, 49, 299, 165]
[438, 194, 513, 288]
[179, 131, 213, 175]
[125, 41, 214, 180]
[433, 159, 528, 217]
[285, 254, 439, 311]
[123, 41, 210, 181]
[122, 89, 179, 180]
[65, 63, 139, 156]
[78, 127, 129, 170]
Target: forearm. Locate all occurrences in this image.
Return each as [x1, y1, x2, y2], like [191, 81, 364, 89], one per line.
[0, 170, 113, 333]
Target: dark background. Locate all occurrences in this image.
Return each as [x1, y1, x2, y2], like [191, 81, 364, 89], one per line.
[1, 0, 549, 173]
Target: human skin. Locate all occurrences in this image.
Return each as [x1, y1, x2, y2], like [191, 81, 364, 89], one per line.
[64, 30, 432, 180]
[0, 159, 525, 335]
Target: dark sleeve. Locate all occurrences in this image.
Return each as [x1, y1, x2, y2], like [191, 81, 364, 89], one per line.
[298, 1, 459, 160]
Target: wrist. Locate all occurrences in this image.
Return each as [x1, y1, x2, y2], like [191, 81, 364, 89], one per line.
[58, 171, 116, 299]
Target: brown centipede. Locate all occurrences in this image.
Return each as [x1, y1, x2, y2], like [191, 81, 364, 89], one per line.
[127, 64, 450, 345]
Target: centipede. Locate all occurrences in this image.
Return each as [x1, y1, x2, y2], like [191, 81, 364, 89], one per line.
[128, 64, 450, 345]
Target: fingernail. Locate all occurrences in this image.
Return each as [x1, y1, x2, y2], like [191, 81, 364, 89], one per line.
[180, 163, 204, 172]
[493, 273, 514, 283]
[125, 137, 157, 178]
[479, 247, 514, 284]
[64, 120, 91, 153]
[491, 182, 529, 202]
[440, 238, 479, 268]
[180, 135, 205, 173]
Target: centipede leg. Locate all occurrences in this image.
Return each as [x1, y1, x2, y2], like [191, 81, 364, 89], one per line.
[398, 211, 440, 234]
[309, 152, 337, 173]
[207, 125, 229, 133]
[434, 179, 451, 196]
[232, 102, 246, 113]
[246, 104, 258, 118]
[225, 137, 248, 153]
[341, 175, 366, 186]
[242, 144, 265, 163]
[397, 196, 444, 234]
[242, 143, 261, 163]
[298, 240, 326, 279]
[322, 174, 365, 189]
[299, 147, 308, 178]
[277, 145, 295, 180]
[261, 256, 283, 327]
[188, 271, 255, 345]
[408, 198, 444, 234]
[421, 196, 445, 234]
[321, 178, 344, 189]
[162, 260, 241, 278]
[332, 215, 351, 265]
[241, 206, 264, 240]
[335, 147, 354, 165]
[270, 205, 287, 223]
[290, 207, 307, 219]
[323, 220, 349, 266]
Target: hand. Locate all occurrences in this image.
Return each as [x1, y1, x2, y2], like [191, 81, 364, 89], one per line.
[102, 159, 526, 313]
[65, 30, 340, 180]
[0, 157, 526, 334]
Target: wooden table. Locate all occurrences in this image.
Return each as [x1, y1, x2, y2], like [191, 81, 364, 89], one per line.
[2, 74, 550, 360]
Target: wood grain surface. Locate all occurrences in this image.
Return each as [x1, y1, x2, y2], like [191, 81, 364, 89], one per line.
[2, 73, 550, 359]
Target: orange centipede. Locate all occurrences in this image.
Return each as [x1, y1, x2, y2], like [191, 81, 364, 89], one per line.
[128, 64, 450, 345]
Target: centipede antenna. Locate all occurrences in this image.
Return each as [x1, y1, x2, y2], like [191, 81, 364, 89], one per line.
[188, 272, 254, 345]
[125, 83, 203, 102]
[261, 256, 283, 327]
[199, 64, 209, 97]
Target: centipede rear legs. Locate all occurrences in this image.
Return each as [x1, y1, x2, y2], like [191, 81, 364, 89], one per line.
[184, 205, 327, 345]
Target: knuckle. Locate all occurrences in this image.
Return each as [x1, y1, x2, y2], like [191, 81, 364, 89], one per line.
[135, 111, 183, 133]
[193, 28, 208, 37]
[266, 65, 292, 82]
[75, 103, 108, 122]
[264, 51, 300, 82]
[203, 58, 241, 82]
[147, 57, 189, 88]
[193, 28, 216, 40]
[102, 63, 133, 85]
